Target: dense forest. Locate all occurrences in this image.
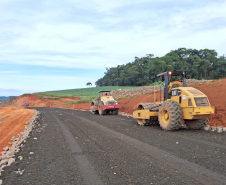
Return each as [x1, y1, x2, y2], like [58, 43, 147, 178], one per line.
[95, 48, 226, 86]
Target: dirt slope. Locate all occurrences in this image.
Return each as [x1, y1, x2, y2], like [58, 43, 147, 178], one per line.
[0, 107, 35, 152]
[13, 94, 90, 111]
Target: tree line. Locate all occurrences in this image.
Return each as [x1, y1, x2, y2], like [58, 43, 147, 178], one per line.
[95, 48, 226, 86]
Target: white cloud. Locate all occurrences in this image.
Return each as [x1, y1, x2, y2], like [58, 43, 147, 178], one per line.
[0, 0, 226, 70]
[0, 0, 226, 95]
[65, 0, 153, 13]
[167, 1, 226, 30]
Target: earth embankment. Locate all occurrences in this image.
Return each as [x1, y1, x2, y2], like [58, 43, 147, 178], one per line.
[11, 94, 90, 111]
[0, 107, 35, 152]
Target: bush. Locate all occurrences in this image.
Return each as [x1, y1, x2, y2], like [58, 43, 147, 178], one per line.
[38, 95, 45, 99]
[150, 81, 164, 86]
[46, 97, 61, 100]
[74, 96, 98, 104]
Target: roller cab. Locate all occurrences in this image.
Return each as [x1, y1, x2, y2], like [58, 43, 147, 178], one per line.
[90, 90, 119, 115]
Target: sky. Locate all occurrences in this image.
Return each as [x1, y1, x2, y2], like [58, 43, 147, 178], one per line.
[1, 0, 226, 96]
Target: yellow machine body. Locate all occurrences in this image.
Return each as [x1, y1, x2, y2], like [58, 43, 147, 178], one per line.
[133, 87, 214, 120]
[133, 109, 159, 120]
[101, 96, 115, 105]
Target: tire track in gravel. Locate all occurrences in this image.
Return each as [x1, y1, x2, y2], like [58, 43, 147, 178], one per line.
[165, 132, 226, 149]
[73, 110, 226, 173]
[61, 109, 226, 177]
[63, 111, 226, 185]
[67, 109, 226, 150]
[49, 111, 103, 185]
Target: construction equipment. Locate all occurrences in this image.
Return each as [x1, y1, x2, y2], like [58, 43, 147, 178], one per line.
[90, 90, 119, 115]
[133, 71, 215, 131]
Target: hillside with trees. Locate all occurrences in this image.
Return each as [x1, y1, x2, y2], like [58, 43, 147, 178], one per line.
[95, 48, 226, 86]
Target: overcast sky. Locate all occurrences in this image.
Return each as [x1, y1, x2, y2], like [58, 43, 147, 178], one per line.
[1, 0, 226, 96]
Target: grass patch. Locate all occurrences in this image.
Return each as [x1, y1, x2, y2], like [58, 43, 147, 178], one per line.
[38, 95, 45, 99]
[46, 97, 61, 100]
[37, 94, 61, 100]
[74, 96, 98, 104]
[37, 93, 74, 98]
[37, 86, 141, 97]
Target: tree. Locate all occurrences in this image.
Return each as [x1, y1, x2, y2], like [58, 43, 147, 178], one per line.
[86, 82, 92, 87]
[95, 48, 226, 86]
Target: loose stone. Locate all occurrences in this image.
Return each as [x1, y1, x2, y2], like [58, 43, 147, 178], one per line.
[7, 158, 15, 166]
[217, 127, 223, 133]
[1, 160, 7, 166]
[210, 126, 216, 131]
[3, 146, 9, 151]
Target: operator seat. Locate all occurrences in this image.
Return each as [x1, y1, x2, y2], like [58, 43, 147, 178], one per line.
[168, 81, 182, 93]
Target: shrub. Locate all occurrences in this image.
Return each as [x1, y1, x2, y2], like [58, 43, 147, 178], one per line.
[74, 96, 98, 104]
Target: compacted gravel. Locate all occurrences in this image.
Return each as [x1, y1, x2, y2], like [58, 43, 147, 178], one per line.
[1, 107, 226, 185]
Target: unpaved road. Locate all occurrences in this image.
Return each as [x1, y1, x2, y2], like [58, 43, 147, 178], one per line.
[2, 107, 226, 185]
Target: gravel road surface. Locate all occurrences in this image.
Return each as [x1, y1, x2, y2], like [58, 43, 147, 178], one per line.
[1, 107, 226, 185]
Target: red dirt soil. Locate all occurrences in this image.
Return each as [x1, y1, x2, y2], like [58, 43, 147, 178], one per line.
[12, 94, 90, 111]
[14, 94, 80, 108]
[0, 107, 35, 152]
